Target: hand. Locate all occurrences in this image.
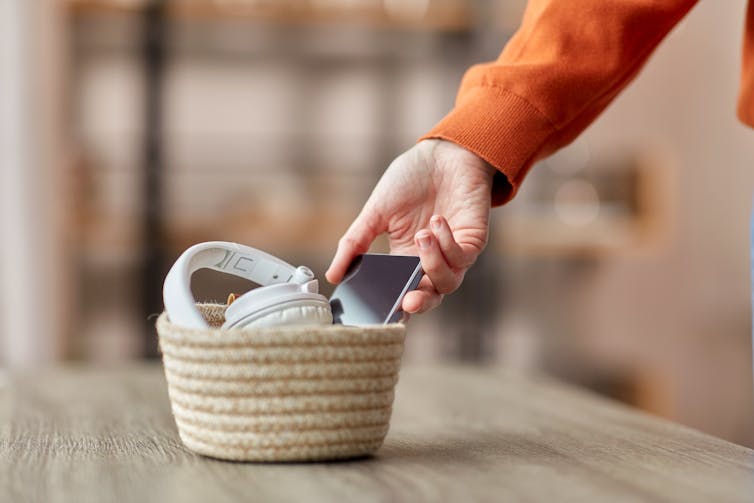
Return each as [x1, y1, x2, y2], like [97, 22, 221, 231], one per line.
[326, 139, 497, 314]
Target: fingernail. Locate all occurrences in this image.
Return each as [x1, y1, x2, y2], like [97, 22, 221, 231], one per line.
[416, 232, 431, 249]
[431, 216, 442, 231]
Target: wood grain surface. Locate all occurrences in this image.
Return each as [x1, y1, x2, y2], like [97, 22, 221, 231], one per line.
[1, 364, 752, 502]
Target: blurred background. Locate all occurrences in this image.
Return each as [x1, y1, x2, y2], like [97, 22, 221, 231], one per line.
[2, 0, 753, 447]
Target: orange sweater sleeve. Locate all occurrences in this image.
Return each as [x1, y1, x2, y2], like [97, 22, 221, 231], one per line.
[422, 0, 698, 205]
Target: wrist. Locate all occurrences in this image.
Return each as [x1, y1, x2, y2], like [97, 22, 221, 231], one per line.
[418, 138, 511, 206]
[423, 138, 498, 181]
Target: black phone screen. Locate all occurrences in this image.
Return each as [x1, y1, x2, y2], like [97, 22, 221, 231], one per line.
[329, 254, 422, 325]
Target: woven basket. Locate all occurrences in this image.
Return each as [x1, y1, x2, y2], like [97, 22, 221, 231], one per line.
[156, 303, 406, 462]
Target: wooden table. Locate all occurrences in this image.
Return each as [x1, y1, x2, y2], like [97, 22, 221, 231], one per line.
[1, 364, 752, 502]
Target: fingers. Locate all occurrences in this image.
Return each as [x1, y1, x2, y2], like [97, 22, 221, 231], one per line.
[328, 211, 478, 317]
[326, 212, 381, 284]
[402, 276, 444, 314]
[404, 215, 477, 314]
[415, 230, 463, 295]
[429, 215, 469, 268]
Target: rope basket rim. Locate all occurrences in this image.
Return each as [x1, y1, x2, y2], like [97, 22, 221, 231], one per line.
[156, 304, 406, 347]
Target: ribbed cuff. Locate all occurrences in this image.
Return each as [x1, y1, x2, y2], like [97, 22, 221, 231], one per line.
[420, 85, 556, 206]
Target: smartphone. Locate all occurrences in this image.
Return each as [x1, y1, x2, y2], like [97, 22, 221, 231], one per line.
[329, 254, 423, 325]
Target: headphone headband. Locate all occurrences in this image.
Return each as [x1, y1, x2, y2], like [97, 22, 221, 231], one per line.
[163, 241, 311, 328]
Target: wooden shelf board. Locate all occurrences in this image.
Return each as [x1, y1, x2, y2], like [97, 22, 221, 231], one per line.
[66, 0, 472, 32]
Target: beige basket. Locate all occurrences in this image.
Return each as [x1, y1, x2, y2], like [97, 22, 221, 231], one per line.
[156, 304, 406, 462]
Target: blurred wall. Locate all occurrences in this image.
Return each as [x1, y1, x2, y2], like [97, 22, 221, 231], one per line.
[563, 0, 754, 444]
[0, 0, 68, 367]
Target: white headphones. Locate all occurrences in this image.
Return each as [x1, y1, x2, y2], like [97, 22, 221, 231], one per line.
[163, 241, 333, 329]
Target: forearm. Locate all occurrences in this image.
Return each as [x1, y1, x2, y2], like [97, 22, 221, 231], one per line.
[423, 0, 698, 205]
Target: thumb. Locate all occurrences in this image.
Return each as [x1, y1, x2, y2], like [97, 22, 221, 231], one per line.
[326, 211, 383, 284]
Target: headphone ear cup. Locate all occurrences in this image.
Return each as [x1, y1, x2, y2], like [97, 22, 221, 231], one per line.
[221, 283, 332, 330]
[238, 302, 333, 329]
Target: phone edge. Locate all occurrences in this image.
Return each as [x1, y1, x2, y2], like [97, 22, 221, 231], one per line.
[384, 262, 424, 324]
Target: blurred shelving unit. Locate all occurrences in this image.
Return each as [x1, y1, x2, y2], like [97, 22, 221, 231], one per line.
[496, 147, 674, 258]
[487, 140, 676, 416]
[63, 0, 494, 358]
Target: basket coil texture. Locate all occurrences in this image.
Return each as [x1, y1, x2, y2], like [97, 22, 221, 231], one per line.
[156, 304, 405, 462]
